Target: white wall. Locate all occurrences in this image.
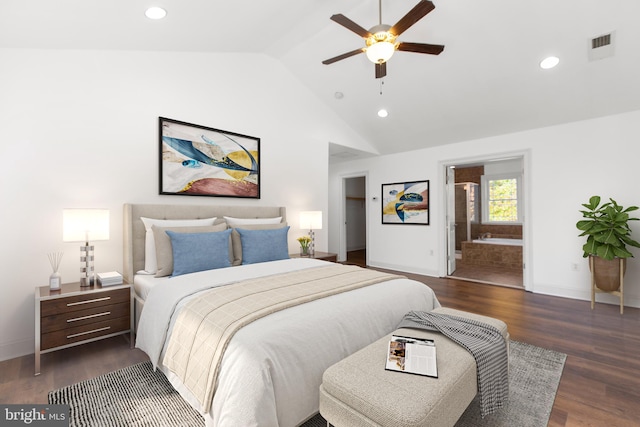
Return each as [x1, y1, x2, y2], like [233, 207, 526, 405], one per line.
[330, 109, 640, 308]
[0, 48, 372, 361]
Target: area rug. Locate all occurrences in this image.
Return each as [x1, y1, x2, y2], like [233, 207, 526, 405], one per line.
[49, 340, 565, 427]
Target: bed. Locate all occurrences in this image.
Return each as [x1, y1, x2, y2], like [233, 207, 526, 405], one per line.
[123, 203, 441, 427]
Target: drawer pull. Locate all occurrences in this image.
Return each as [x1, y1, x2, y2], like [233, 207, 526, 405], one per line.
[66, 296, 110, 307]
[67, 326, 110, 339]
[67, 312, 111, 323]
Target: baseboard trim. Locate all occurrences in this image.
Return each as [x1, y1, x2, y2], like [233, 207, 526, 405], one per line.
[0, 337, 33, 363]
[368, 260, 439, 278]
[532, 283, 640, 309]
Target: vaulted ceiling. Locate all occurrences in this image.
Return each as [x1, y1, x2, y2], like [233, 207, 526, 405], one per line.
[2, 0, 639, 160]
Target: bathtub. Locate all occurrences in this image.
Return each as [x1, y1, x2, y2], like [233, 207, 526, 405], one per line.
[473, 238, 523, 246]
[462, 239, 523, 269]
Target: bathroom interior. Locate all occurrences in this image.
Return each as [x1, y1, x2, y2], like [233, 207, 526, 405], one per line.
[449, 162, 524, 288]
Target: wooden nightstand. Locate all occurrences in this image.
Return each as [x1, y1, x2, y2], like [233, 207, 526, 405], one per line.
[35, 281, 134, 375]
[290, 251, 338, 262]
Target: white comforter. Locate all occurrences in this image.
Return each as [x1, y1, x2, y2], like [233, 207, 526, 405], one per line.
[136, 258, 440, 427]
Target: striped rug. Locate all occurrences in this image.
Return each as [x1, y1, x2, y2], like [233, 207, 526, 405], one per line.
[49, 340, 566, 427]
[49, 361, 202, 427]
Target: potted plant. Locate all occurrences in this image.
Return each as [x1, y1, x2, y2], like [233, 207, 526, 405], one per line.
[576, 196, 640, 291]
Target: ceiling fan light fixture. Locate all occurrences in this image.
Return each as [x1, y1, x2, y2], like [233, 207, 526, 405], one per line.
[366, 41, 396, 64]
[366, 31, 397, 64]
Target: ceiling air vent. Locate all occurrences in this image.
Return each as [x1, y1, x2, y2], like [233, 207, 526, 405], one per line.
[588, 31, 615, 61]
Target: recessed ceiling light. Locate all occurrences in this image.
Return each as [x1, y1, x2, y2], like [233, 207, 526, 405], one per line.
[377, 109, 388, 118]
[540, 56, 559, 69]
[145, 7, 167, 20]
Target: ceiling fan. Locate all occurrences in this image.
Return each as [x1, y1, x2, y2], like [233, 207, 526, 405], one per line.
[322, 0, 444, 79]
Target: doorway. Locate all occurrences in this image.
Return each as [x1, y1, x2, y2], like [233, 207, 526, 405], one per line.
[444, 156, 526, 289]
[344, 176, 367, 267]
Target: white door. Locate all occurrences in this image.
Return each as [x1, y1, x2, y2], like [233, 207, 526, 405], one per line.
[446, 166, 456, 275]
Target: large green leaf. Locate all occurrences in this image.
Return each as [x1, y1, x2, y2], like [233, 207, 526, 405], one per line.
[576, 220, 591, 230]
[621, 234, 640, 248]
[593, 230, 618, 244]
[587, 196, 601, 209]
[613, 246, 633, 258]
[596, 244, 616, 260]
[582, 238, 597, 257]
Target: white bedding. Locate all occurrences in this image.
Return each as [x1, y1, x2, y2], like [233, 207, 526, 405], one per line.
[133, 273, 166, 301]
[135, 258, 440, 427]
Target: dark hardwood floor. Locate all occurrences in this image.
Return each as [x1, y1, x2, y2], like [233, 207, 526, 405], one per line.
[449, 261, 523, 288]
[2, 261, 639, 426]
[345, 248, 366, 267]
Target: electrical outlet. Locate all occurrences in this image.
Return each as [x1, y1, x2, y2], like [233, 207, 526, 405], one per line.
[571, 263, 579, 271]
[429, 250, 434, 256]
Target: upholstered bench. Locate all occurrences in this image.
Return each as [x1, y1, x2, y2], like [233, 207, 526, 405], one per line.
[319, 307, 509, 427]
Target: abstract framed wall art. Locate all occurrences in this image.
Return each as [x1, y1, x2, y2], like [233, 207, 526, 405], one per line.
[381, 180, 430, 225]
[159, 117, 260, 198]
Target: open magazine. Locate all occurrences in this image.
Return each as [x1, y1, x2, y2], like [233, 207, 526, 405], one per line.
[385, 335, 438, 378]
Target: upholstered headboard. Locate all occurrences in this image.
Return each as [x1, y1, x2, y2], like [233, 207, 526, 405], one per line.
[122, 203, 287, 283]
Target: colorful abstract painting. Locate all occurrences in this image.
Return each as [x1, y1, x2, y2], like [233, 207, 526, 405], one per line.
[381, 180, 429, 225]
[159, 117, 260, 198]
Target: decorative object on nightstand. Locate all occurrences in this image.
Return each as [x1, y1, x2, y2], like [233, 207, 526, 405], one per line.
[97, 271, 123, 286]
[47, 251, 63, 290]
[63, 208, 110, 287]
[297, 236, 312, 257]
[299, 211, 322, 256]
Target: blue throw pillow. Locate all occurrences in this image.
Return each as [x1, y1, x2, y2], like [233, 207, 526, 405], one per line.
[166, 229, 232, 276]
[236, 226, 290, 265]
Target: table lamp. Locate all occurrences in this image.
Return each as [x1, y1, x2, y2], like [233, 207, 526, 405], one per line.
[63, 208, 110, 287]
[299, 211, 322, 256]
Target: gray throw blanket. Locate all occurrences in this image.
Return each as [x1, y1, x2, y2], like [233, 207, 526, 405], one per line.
[397, 311, 509, 417]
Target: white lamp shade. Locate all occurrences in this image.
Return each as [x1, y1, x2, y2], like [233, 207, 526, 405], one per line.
[299, 211, 322, 230]
[63, 209, 110, 242]
[366, 41, 395, 64]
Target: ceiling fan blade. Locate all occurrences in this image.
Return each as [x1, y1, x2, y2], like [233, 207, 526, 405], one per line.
[375, 62, 387, 79]
[330, 14, 372, 38]
[389, 0, 435, 36]
[322, 48, 366, 65]
[397, 42, 444, 55]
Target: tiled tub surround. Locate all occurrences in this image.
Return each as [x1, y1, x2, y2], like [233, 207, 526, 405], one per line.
[461, 239, 523, 269]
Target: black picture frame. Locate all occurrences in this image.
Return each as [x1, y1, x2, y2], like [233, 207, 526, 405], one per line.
[381, 180, 430, 225]
[159, 117, 260, 198]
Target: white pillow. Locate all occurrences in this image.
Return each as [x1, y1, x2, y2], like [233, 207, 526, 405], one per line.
[140, 217, 216, 274]
[223, 216, 282, 227]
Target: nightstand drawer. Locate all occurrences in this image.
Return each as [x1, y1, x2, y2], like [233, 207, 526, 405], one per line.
[40, 288, 129, 317]
[41, 302, 130, 333]
[41, 316, 130, 350]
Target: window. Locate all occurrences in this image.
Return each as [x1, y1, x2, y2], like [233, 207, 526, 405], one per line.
[481, 174, 522, 223]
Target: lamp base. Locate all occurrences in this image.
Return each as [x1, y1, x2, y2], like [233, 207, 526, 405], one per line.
[80, 243, 95, 287]
[79, 276, 95, 287]
[309, 230, 316, 256]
